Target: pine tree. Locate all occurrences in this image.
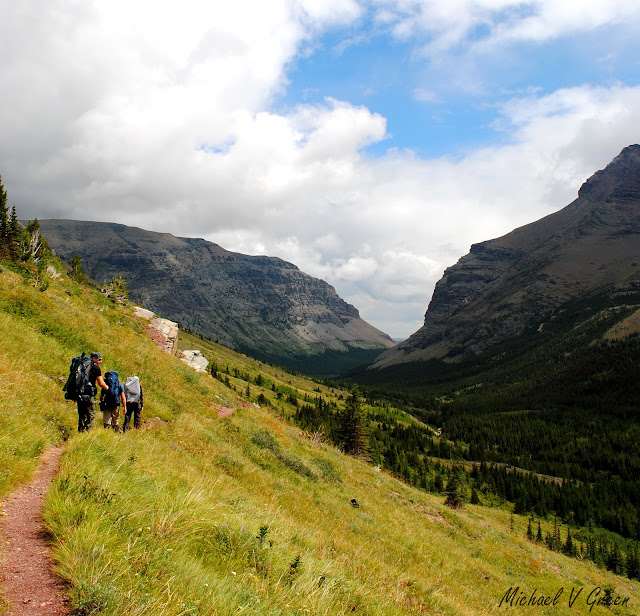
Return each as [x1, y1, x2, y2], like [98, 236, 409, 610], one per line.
[0, 175, 8, 259]
[444, 474, 464, 509]
[514, 494, 527, 515]
[70, 254, 86, 282]
[338, 386, 368, 457]
[563, 528, 575, 557]
[471, 488, 480, 505]
[526, 518, 534, 540]
[607, 542, 622, 574]
[536, 520, 543, 543]
[7, 205, 20, 261]
[23, 218, 47, 264]
[626, 544, 640, 580]
[553, 517, 561, 551]
[546, 531, 554, 550]
[434, 472, 444, 493]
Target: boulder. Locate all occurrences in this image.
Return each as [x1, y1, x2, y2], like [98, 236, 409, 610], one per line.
[180, 350, 208, 372]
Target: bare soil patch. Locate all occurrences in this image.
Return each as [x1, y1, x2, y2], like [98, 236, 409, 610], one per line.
[208, 398, 259, 418]
[0, 446, 69, 615]
[208, 402, 237, 418]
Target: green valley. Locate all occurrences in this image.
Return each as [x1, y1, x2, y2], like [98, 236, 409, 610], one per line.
[1, 225, 638, 615]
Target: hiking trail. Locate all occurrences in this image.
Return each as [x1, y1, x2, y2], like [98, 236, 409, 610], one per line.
[0, 446, 70, 615]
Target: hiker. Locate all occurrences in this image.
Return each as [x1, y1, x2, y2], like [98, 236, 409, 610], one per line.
[122, 376, 143, 431]
[76, 352, 108, 432]
[100, 370, 126, 431]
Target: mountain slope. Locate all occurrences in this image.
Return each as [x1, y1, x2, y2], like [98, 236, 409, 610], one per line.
[36, 220, 394, 375]
[373, 144, 640, 368]
[1, 261, 637, 615]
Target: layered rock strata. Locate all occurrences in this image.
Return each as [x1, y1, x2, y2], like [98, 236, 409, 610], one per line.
[374, 145, 640, 368]
[40, 222, 394, 375]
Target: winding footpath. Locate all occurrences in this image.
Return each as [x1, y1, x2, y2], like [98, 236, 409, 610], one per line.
[0, 446, 70, 615]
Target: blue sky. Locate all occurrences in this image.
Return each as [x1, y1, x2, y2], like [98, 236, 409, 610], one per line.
[2, 0, 640, 338]
[279, 11, 640, 157]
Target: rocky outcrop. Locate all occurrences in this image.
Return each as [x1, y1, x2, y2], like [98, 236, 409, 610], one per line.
[134, 306, 155, 320]
[40, 222, 394, 375]
[374, 144, 640, 368]
[180, 350, 209, 372]
[149, 318, 180, 355]
[134, 306, 179, 355]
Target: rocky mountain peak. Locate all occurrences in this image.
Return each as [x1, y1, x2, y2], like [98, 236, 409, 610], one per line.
[373, 145, 640, 369]
[578, 144, 640, 203]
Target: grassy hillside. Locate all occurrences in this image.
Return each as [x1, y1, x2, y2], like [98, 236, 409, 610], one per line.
[1, 265, 639, 615]
[348, 287, 640, 551]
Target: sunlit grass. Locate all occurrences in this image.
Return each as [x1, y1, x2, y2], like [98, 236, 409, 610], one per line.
[1, 266, 639, 615]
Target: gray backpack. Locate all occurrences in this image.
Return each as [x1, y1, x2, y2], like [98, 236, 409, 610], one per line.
[124, 376, 141, 403]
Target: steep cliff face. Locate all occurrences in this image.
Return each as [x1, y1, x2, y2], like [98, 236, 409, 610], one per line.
[38, 221, 394, 375]
[374, 144, 640, 368]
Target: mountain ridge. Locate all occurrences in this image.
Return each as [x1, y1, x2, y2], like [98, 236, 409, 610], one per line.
[373, 144, 640, 368]
[36, 219, 395, 375]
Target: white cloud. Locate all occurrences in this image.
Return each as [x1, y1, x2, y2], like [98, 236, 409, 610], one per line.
[491, 1, 639, 44]
[335, 256, 379, 281]
[202, 84, 640, 338]
[372, 0, 640, 55]
[2, 1, 640, 339]
[297, 0, 363, 26]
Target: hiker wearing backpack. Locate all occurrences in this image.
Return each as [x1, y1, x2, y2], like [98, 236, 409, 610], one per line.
[100, 370, 127, 431]
[122, 376, 143, 431]
[64, 352, 108, 432]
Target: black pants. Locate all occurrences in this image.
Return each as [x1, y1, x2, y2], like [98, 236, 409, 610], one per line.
[123, 402, 141, 431]
[77, 398, 95, 432]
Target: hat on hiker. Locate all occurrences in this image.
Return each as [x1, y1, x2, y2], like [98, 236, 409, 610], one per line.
[91, 352, 103, 360]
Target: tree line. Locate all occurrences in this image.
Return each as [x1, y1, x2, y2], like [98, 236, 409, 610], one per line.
[0, 175, 51, 290]
[286, 384, 640, 580]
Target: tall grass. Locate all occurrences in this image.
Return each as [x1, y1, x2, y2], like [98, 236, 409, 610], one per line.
[1, 266, 639, 615]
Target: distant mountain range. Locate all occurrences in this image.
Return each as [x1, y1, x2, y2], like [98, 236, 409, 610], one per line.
[39, 145, 640, 379]
[373, 144, 640, 369]
[37, 221, 394, 375]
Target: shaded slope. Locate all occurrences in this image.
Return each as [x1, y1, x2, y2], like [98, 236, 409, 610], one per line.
[38, 220, 394, 376]
[374, 144, 640, 368]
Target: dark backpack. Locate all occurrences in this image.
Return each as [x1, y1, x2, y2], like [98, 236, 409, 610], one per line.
[104, 371, 122, 407]
[63, 354, 94, 402]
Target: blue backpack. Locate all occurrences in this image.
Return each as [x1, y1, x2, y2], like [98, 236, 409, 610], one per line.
[104, 370, 122, 407]
[63, 353, 94, 402]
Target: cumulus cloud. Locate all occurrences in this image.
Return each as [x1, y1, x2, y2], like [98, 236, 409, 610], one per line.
[202, 84, 640, 338]
[2, 1, 640, 339]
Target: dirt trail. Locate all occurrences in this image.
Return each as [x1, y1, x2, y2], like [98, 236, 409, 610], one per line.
[0, 446, 70, 616]
[209, 401, 243, 418]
